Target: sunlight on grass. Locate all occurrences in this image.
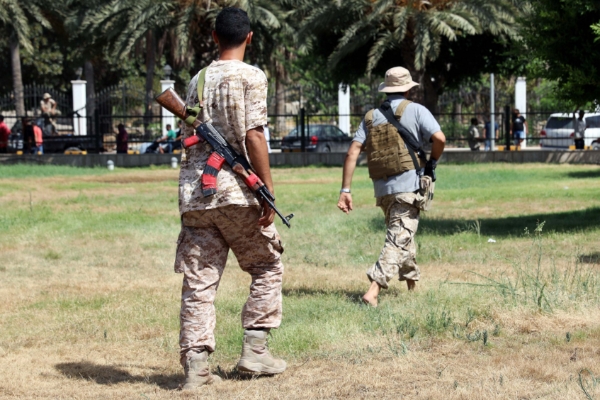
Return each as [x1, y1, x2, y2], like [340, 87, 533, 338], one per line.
[0, 163, 599, 398]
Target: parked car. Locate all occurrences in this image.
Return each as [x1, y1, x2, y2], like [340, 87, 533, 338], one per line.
[280, 124, 352, 152]
[540, 112, 600, 149]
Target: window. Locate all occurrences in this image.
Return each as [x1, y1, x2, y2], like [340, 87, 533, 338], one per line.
[545, 117, 573, 129]
[585, 116, 600, 128]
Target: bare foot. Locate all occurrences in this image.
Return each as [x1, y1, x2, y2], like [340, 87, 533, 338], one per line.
[362, 294, 378, 307]
[406, 279, 416, 291]
[362, 281, 381, 307]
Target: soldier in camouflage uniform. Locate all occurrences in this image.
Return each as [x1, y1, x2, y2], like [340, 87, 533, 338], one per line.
[175, 7, 286, 390]
[337, 67, 446, 307]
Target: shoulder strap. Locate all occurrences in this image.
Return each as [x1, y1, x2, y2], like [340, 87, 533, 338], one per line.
[378, 99, 426, 172]
[184, 68, 207, 125]
[394, 100, 412, 119]
[196, 67, 207, 104]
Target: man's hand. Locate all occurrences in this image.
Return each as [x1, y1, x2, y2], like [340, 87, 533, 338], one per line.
[424, 159, 437, 182]
[337, 193, 353, 214]
[245, 126, 276, 227]
[258, 199, 275, 227]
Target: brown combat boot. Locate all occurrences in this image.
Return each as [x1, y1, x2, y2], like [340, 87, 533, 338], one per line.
[237, 329, 287, 374]
[182, 351, 221, 391]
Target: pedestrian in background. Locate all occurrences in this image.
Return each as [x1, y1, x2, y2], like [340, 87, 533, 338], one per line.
[157, 124, 176, 153]
[116, 123, 128, 154]
[573, 109, 586, 150]
[0, 115, 10, 154]
[467, 117, 482, 151]
[40, 93, 58, 134]
[22, 118, 34, 154]
[484, 117, 498, 151]
[32, 122, 43, 154]
[511, 108, 528, 149]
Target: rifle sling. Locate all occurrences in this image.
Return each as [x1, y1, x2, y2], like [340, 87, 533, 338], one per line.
[378, 100, 426, 172]
[184, 68, 207, 125]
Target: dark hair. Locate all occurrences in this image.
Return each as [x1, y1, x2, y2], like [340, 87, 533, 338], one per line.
[471, 118, 478, 125]
[215, 7, 251, 49]
[166, 124, 171, 129]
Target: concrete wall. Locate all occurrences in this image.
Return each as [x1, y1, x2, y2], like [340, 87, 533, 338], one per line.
[1, 150, 599, 168]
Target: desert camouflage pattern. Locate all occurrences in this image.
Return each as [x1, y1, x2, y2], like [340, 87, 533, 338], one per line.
[176, 205, 284, 365]
[367, 192, 421, 288]
[179, 60, 268, 215]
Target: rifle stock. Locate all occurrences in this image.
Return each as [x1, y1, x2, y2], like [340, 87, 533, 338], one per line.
[155, 88, 200, 129]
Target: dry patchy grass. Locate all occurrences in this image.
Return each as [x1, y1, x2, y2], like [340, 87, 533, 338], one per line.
[0, 164, 600, 399]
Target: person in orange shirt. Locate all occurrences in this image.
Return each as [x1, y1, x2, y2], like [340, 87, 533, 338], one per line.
[32, 121, 44, 154]
[0, 115, 11, 153]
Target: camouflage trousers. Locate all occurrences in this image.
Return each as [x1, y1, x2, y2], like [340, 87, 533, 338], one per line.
[366, 192, 421, 288]
[174, 205, 284, 366]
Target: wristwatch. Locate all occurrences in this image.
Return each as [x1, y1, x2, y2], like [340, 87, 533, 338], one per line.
[340, 188, 351, 194]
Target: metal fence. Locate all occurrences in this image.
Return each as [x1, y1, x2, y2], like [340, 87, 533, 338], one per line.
[4, 106, 598, 155]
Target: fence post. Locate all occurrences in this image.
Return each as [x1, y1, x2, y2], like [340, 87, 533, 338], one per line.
[71, 79, 87, 135]
[94, 108, 101, 152]
[338, 84, 350, 134]
[504, 105, 511, 151]
[515, 77, 527, 148]
[160, 78, 175, 137]
[300, 107, 306, 153]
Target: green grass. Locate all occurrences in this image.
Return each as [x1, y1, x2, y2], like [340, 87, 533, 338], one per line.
[1, 163, 599, 364]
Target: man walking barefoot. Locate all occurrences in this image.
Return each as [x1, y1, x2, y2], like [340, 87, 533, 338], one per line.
[337, 67, 445, 307]
[175, 7, 286, 390]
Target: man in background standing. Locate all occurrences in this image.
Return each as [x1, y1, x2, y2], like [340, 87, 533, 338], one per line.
[467, 118, 482, 151]
[32, 122, 43, 154]
[511, 108, 528, 149]
[484, 116, 498, 151]
[573, 109, 586, 150]
[116, 124, 129, 154]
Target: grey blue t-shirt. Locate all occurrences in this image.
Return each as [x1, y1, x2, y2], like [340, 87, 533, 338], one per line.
[353, 95, 441, 198]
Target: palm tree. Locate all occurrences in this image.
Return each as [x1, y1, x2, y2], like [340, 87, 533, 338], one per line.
[79, 0, 176, 118]
[0, 0, 51, 115]
[300, 0, 522, 111]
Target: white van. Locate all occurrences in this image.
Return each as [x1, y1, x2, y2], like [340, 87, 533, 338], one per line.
[540, 113, 600, 149]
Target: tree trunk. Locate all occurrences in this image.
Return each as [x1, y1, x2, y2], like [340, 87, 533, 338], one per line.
[275, 55, 286, 139]
[421, 70, 439, 114]
[85, 60, 96, 117]
[452, 100, 462, 124]
[145, 30, 156, 119]
[10, 36, 25, 116]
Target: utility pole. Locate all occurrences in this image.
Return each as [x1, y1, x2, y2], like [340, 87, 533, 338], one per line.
[490, 73, 495, 150]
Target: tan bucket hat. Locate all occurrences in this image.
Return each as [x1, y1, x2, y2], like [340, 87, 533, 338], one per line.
[43, 93, 52, 100]
[378, 67, 419, 93]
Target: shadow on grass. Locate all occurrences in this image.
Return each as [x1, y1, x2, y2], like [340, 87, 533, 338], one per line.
[282, 287, 366, 305]
[369, 207, 600, 237]
[55, 361, 280, 388]
[567, 169, 600, 179]
[579, 252, 600, 264]
[55, 361, 181, 389]
[282, 286, 407, 305]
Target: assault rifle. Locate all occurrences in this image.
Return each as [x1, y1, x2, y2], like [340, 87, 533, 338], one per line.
[155, 88, 294, 228]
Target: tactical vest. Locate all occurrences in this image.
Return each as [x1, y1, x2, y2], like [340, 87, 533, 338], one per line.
[363, 100, 421, 180]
